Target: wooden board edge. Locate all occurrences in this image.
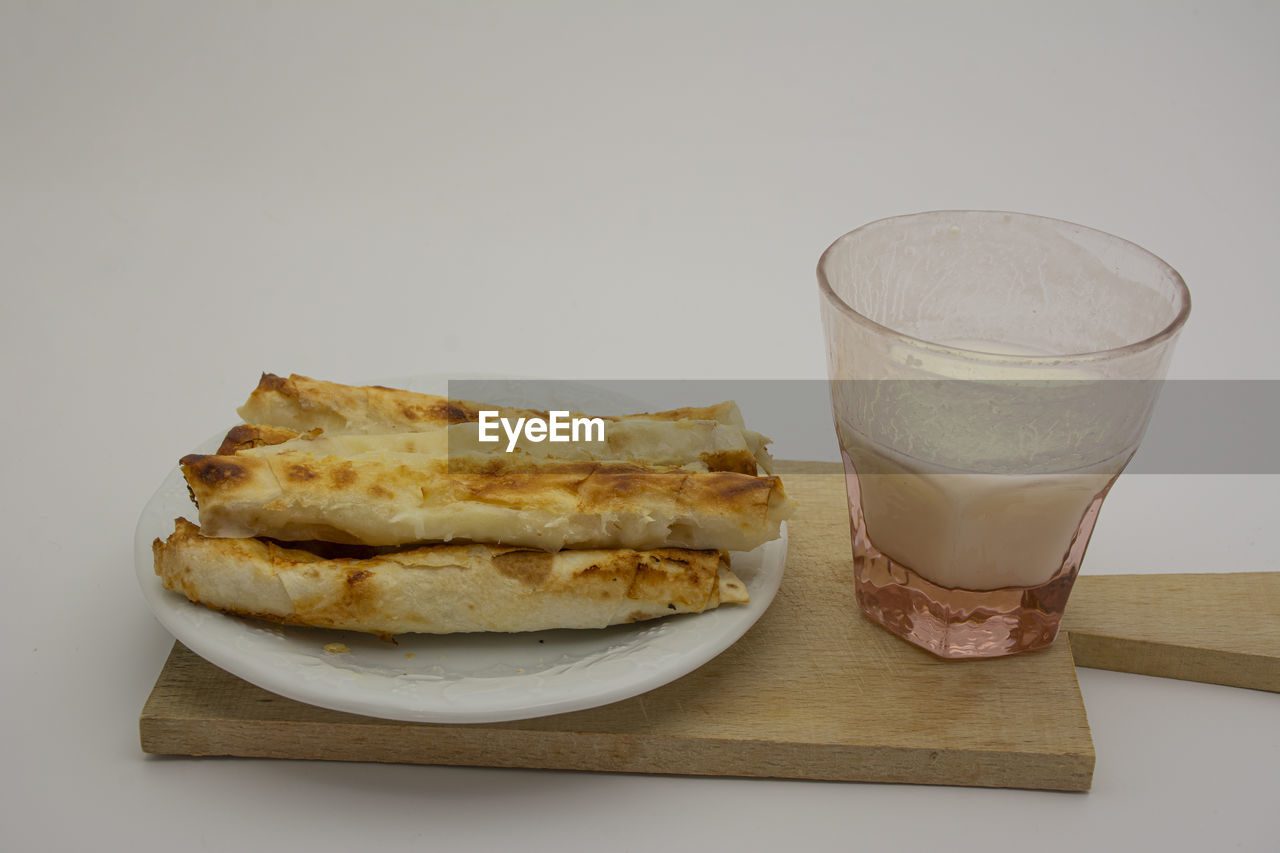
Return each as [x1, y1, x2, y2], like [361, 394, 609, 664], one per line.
[1067, 631, 1280, 693]
[139, 640, 1093, 791]
[138, 711, 1093, 791]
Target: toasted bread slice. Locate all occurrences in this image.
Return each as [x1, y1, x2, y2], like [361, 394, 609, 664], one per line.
[238, 373, 773, 473]
[154, 518, 748, 636]
[181, 451, 792, 552]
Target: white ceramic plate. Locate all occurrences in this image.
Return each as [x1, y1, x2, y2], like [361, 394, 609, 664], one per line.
[134, 377, 787, 723]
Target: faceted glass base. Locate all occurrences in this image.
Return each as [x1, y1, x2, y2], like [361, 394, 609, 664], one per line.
[844, 460, 1112, 659]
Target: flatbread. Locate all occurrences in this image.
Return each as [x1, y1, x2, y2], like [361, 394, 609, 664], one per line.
[180, 451, 792, 551]
[222, 419, 763, 474]
[216, 423, 314, 455]
[237, 373, 774, 473]
[153, 518, 749, 636]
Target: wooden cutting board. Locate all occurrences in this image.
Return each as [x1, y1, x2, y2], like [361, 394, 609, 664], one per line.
[139, 463, 1279, 791]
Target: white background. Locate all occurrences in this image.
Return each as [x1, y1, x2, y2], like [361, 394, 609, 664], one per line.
[2, 2, 1277, 851]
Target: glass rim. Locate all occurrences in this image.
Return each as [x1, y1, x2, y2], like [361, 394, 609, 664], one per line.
[816, 210, 1192, 365]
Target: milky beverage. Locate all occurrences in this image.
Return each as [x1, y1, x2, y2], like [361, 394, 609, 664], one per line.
[839, 339, 1128, 593]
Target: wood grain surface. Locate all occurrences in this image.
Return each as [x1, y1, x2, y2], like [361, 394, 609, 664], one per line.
[140, 467, 1096, 791]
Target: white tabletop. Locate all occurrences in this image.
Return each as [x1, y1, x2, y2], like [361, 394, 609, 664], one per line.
[3, 2, 1277, 851]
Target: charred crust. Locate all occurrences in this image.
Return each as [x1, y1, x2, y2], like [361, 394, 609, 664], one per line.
[329, 462, 357, 487]
[216, 423, 300, 455]
[589, 472, 649, 496]
[217, 424, 262, 455]
[345, 569, 373, 585]
[285, 463, 317, 481]
[444, 404, 474, 424]
[258, 372, 287, 392]
[449, 456, 513, 479]
[705, 474, 777, 499]
[700, 450, 758, 475]
[182, 455, 251, 487]
[728, 475, 775, 494]
[627, 551, 715, 604]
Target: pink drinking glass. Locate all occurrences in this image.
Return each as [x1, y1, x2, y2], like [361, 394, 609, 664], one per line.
[818, 211, 1190, 658]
